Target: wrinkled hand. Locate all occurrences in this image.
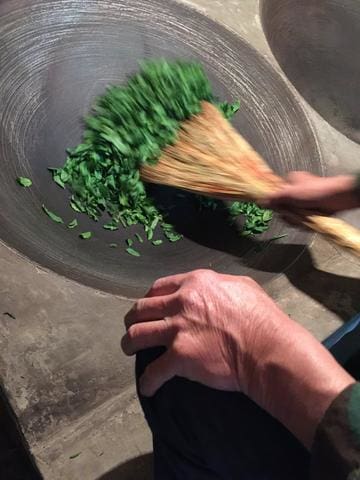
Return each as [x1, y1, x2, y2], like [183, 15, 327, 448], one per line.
[265, 171, 358, 214]
[123, 270, 279, 396]
[122, 270, 354, 448]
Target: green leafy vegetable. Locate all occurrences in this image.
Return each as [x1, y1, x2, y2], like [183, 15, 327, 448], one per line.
[17, 177, 32, 187]
[126, 247, 140, 257]
[103, 223, 118, 231]
[135, 233, 144, 243]
[161, 222, 183, 242]
[79, 231, 92, 239]
[42, 205, 64, 224]
[218, 100, 241, 119]
[67, 219, 78, 229]
[126, 238, 133, 247]
[152, 239, 163, 246]
[229, 202, 273, 237]
[70, 198, 82, 213]
[50, 60, 273, 245]
[53, 175, 65, 188]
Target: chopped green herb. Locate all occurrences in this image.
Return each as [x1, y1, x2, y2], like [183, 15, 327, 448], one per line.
[50, 60, 273, 245]
[228, 202, 273, 237]
[135, 233, 144, 243]
[79, 231, 92, 239]
[109, 243, 118, 248]
[146, 229, 154, 241]
[42, 205, 64, 224]
[69, 452, 81, 460]
[103, 223, 118, 231]
[70, 198, 82, 213]
[152, 239, 163, 246]
[126, 238, 133, 247]
[53, 175, 65, 188]
[268, 234, 288, 242]
[126, 247, 140, 257]
[17, 177, 32, 187]
[162, 223, 183, 242]
[218, 100, 241, 119]
[67, 219, 78, 229]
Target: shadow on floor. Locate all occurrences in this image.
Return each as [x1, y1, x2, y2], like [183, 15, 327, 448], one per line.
[98, 453, 153, 480]
[0, 389, 41, 480]
[231, 241, 360, 323]
[282, 247, 360, 322]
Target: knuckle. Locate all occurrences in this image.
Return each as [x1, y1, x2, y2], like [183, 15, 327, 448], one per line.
[175, 288, 187, 304]
[192, 268, 213, 278]
[189, 269, 216, 284]
[182, 287, 201, 308]
[241, 276, 258, 288]
[151, 277, 164, 290]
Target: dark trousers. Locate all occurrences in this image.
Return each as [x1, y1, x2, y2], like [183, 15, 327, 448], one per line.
[136, 348, 310, 480]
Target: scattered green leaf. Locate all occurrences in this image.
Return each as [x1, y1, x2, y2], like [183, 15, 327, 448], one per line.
[42, 205, 64, 224]
[17, 177, 32, 187]
[70, 199, 82, 213]
[126, 247, 140, 257]
[103, 223, 118, 231]
[152, 239, 163, 246]
[67, 219, 78, 229]
[79, 231, 92, 239]
[109, 243, 118, 248]
[135, 233, 143, 243]
[69, 452, 81, 460]
[126, 238, 133, 247]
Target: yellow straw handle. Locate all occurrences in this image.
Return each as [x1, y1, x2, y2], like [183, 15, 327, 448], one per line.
[293, 211, 360, 257]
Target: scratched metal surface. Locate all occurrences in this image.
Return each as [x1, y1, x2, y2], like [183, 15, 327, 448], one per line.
[0, 0, 322, 297]
[261, 0, 360, 145]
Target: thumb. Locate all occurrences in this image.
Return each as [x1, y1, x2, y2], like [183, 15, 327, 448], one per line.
[139, 350, 177, 397]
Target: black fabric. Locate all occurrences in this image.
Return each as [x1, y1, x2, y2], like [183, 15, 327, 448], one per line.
[311, 384, 360, 480]
[136, 348, 310, 480]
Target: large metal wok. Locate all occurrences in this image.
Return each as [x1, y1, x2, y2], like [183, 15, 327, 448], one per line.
[0, 0, 322, 297]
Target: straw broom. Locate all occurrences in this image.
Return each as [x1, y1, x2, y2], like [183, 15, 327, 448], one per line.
[142, 101, 360, 256]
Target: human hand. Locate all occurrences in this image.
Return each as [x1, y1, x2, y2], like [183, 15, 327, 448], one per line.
[121, 269, 354, 448]
[265, 172, 358, 214]
[123, 270, 279, 396]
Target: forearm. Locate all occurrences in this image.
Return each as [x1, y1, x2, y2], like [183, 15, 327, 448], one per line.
[266, 172, 360, 212]
[248, 317, 355, 449]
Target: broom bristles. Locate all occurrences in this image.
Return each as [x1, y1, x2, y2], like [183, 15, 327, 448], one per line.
[141, 101, 360, 257]
[141, 101, 283, 201]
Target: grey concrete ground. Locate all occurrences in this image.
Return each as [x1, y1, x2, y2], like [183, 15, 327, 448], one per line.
[1, 0, 360, 479]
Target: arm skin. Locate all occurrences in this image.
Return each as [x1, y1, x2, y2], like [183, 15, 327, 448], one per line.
[264, 172, 360, 213]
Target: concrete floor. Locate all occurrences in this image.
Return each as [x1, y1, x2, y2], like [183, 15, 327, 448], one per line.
[1, 0, 360, 479]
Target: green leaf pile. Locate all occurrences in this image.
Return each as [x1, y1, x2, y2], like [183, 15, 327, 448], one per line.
[50, 60, 272, 242]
